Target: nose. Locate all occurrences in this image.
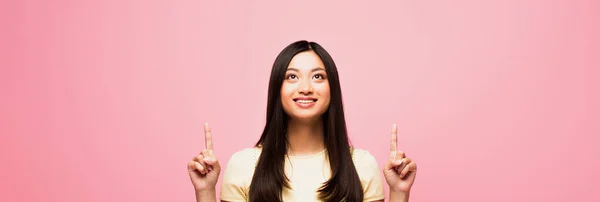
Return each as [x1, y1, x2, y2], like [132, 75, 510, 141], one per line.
[298, 83, 313, 95]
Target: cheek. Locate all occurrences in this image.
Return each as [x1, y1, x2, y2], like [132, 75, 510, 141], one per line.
[319, 84, 331, 97]
[280, 83, 295, 98]
[317, 85, 331, 104]
[280, 84, 296, 110]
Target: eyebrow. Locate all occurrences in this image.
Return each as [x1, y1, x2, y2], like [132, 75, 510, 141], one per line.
[286, 67, 326, 72]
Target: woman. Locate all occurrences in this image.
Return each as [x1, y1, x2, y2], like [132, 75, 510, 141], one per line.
[187, 40, 417, 202]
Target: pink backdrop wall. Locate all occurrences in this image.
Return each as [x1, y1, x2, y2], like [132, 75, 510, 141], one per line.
[1, 0, 599, 201]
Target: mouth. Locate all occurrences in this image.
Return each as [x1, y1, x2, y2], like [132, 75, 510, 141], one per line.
[293, 98, 318, 104]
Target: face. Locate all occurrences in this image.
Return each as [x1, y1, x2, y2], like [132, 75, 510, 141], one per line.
[281, 51, 331, 121]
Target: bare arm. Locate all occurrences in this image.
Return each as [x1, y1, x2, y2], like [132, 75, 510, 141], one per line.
[195, 189, 217, 202]
[188, 123, 221, 202]
[389, 191, 409, 202]
[383, 124, 417, 202]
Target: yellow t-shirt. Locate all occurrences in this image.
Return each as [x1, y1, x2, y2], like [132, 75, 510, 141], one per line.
[220, 147, 385, 202]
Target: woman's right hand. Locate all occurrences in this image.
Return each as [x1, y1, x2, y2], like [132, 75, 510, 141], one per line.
[188, 122, 221, 194]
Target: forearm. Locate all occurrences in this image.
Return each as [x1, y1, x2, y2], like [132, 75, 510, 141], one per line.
[195, 189, 217, 202]
[389, 190, 409, 202]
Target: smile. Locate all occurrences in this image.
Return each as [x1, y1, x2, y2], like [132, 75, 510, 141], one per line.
[294, 99, 317, 104]
[293, 98, 318, 103]
[293, 98, 318, 108]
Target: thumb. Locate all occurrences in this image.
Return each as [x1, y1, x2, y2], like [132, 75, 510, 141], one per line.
[204, 158, 221, 170]
[385, 158, 404, 170]
[403, 170, 417, 182]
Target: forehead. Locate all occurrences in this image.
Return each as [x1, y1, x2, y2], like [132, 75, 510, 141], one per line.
[287, 51, 325, 71]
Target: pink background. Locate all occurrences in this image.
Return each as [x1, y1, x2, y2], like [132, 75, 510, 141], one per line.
[1, 0, 599, 201]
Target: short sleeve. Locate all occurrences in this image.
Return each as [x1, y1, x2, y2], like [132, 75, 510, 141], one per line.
[353, 149, 386, 201]
[220, 149, 257, 202]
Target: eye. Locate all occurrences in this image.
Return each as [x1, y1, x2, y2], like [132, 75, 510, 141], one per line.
[313, 73, 325, 80]
[286, 74, 298, 80]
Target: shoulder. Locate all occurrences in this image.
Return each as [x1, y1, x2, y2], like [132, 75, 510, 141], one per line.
[220, 148, 261, 201]
[351, 148, 379, 166]
[225, 147, 262, 168]
[221, 147, 261, 186]
[351, 148, 381, 178]
[351, 148, 386, 200]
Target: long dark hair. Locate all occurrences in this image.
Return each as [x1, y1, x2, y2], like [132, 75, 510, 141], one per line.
[248, 40, 363, 202]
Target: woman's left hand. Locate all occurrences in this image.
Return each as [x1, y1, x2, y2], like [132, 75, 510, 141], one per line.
[383, 124, 418, 193]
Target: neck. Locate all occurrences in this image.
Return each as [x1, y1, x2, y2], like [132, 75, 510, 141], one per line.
[286, 118, 325, 156]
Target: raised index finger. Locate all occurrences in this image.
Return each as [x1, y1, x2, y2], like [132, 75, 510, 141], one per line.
[390, 124, 398, 158]
[204, 122, 214, 152]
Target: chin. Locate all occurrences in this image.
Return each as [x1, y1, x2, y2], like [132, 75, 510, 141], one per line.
[289, 111, 324, 122]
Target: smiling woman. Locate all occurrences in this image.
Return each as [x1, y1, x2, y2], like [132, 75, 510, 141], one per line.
[187, 40, 417, 202]
[281, 51, 331, 124]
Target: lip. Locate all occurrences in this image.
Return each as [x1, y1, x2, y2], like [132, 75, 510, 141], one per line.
[293, 97, 318, 109]
[293, 97, 318, 101]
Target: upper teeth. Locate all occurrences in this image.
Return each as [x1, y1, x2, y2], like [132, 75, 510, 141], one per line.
[297, 100, 314, 103]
